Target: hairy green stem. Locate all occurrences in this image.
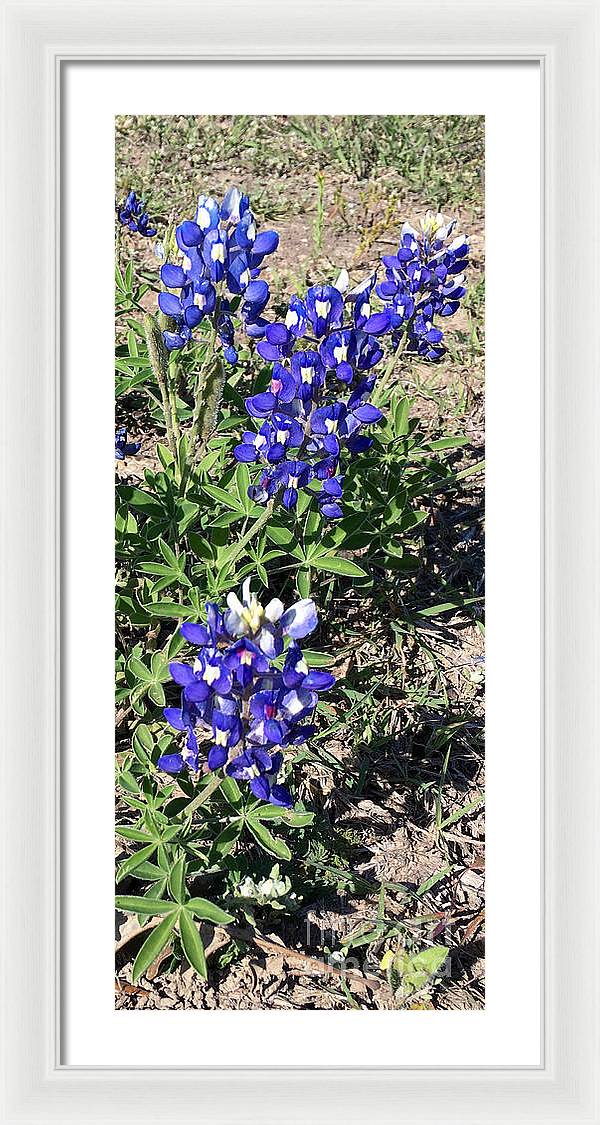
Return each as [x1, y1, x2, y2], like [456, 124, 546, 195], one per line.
[181, 316, 220, 486]
[168, 356, 181, 443]
[144, 313, 177, 459]
[184, 771, 223, 817]
[224, 499, 276, 570]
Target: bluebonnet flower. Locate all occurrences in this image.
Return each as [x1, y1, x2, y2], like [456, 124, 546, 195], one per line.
[291, 351, 325, 402]
[305, 284, 344, 338]
[158, 277, 216, 350]
[115, 426, 140, 459]
[377, 211, 469, 357]
[117, 190, 157, 237]
[235, 212, 468, 519]
[158, 581, 333, 809]
[234, 413, 304, 465]
[235, 283, 386, 517]
[317, 476, 344, 520]
[257, 322, 296, 363]
[157, 186, 279, 356]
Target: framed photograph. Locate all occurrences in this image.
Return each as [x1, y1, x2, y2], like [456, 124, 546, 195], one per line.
[2, 1, 599, 1122]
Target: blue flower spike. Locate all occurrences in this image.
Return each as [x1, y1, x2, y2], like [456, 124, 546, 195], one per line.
[235, 212, 468, 519]
[155, 185, 280, 360]
[158, 580, 334, 809]
[117, 190, 157, 238]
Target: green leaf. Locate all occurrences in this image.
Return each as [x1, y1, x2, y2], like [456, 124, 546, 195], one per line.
[116, 842, 157, 880]
[418, 596, 482, 618]
[147, 681, 166, 707]
[203, 483, 243, 512]
[168, 856, 186, 903]
[220, 776, 243, 808]
[235, 463, 251, 507]
[252, 805, 314, 829]
[412, 945, 449, 976]
[132, 723, 154, 761]
[186, 897, 234, 925]
[179, 908, 207, 978]
[427, 436, 469, 450]
[116, 826, 153, 844]
[265, 525, 296, 547]
[132, 912, 178, 983]
[416, 866, 452, 896]
[393, 396, 410, 436]
[246, 818, 291, 860]
[300, 650, 335, 667]
[119, 485, 163, 517]
[296, 567, 311, 598]
[440, 795, 484, 830]
[142, 601, 194, 619]
[128, 861, 164, 881]
[128, 656, 152, 682]
[116, 896, 174, 916]
[157, 443, 174, 470]
[311, 555, 368, 579]
[209, 819, 243, 859]
[158, 538, 179, 568]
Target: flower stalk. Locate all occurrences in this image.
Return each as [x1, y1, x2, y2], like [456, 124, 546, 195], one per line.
[144, 313, 178, 460]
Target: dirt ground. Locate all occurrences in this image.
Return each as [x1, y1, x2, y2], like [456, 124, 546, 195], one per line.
[115, 115, 484, 1011]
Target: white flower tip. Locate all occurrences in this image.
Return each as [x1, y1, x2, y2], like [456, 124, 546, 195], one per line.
[226, 591, 245, 617]
[241, 577, 252, 605]
[334, 268, 350, 294]
[264, 598, 284, 623]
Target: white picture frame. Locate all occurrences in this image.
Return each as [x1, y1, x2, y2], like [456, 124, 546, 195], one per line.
[1, 0, 599, 1121]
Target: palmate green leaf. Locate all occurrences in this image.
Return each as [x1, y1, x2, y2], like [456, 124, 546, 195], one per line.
[177, 500, 201, 535]
[246, 817, 292, 861]
[157, 443, 175, 470]
[116, 895, 175, 916]
[186, 898, 234, 925]
[132, 911, 179, 983]
[178, 908, 207, 978]
[115, 505, 138, 536]
[311, 555, 368, 579]
[158, 538, 178, 568]
[187, 533, 214, 562]
[129, 861, 164, 881]
[138, 562, 180, 578]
